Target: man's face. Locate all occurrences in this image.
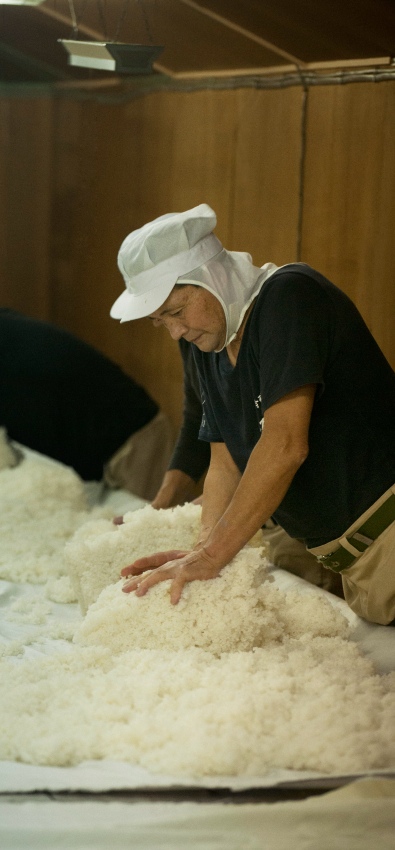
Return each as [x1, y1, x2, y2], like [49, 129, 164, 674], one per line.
[148, 285, 226, 352]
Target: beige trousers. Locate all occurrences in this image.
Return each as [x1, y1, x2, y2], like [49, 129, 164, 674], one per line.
[262, 524, 344, 598]
[308, 485, 395, 625]
[104, 411, 175, 502]
[332, 522, 395, 625]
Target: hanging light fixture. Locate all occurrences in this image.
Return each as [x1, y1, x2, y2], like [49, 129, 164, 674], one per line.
[58, 0, 163, 75]
[59, 40, 163, 73]
[0, 0, 45, 5]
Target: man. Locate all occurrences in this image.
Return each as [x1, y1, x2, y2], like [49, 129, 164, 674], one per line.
[111, 204, 395, 624]
[0, 309, 173, 500]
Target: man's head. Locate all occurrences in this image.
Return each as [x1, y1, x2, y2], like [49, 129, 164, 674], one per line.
[111, 204, 222, 324]
[111, 203, 266, 352]
[148, 283, 227, 352]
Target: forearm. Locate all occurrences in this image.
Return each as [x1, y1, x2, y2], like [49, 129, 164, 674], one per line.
[151, 469, 197, 509]
[197, 444, 241, 545]
[202, 385, 315, 564]
[205, 440, 301, 565]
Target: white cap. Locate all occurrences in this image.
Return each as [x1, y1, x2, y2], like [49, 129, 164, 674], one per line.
[110, 204, 222, 322]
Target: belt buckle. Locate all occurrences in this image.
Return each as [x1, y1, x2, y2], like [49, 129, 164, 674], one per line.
[316, 551, 341, 569]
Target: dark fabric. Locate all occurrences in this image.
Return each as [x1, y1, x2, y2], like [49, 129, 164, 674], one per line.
[193, 264, 395, 547]
[0, 309, 158, 480]
[168, 338, 210, 481]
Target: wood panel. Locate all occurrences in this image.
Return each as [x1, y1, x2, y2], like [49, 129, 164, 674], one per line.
[49, 85, 302, 428]
[51, 97, 142, 349]
[50, 94, 186, 428]
[301, 80, 395, 368]
[0, 96, 53, 318]
[230, 86, 302, 263]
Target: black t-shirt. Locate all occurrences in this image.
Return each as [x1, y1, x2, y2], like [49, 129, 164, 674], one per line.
[168, 339, 210, 481]
[193, 264, 395, 547]
[0, 309, 158, 480]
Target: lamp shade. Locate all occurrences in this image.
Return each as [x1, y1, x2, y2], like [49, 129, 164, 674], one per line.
[0, 0, 45, 4]
[59, 41, 164, 74]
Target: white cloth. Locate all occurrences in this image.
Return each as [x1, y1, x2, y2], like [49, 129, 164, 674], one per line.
[1, 779, 395, 850]
[179, 256, 280, 350]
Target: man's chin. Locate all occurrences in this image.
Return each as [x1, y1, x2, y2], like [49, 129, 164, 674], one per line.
[193, 337, 215, 352]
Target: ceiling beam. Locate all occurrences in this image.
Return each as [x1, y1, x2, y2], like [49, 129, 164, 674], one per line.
[307, 56, 391, 70]
[174, 0, 306, 66]
[37, 1, 390, 84]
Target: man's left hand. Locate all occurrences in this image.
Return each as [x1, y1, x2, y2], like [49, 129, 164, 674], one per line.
[121, 547, 224, 604]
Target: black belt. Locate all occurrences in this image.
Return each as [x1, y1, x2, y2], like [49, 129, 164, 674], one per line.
[315, 493, 395, 573]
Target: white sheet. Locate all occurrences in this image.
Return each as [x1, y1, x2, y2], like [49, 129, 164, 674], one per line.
[1, 779, 395, 850]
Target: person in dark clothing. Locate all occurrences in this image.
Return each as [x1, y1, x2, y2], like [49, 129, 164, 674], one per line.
[111, 204, 395, 624]
[0, 309, 173, 499]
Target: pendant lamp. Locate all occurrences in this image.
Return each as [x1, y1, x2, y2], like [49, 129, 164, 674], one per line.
[59, 39, 163, 73]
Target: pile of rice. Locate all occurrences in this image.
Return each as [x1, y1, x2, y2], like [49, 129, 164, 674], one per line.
[0, 439, 394, 779]
[0, 444, 110, 601]
[1, 635, 394, 777]
[66, 503, 204, 613]
[73, 543, 348, 654]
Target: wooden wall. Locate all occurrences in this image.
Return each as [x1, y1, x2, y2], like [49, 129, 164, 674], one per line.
[0, 96, 53, 319]
[1, 79, 394, 431]
[301, 82, 395, 363]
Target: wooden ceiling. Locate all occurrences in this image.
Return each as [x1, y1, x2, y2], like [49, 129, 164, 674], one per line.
[0, 0, 394, 85]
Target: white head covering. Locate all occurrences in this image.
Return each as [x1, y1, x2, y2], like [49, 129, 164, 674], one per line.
[178, 252, 279, 351]
[110, 203, 279, 350]
[111, 204, 221, 322]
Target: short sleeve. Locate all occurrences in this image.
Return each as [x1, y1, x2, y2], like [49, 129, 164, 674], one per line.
[254, 271, 331, 412]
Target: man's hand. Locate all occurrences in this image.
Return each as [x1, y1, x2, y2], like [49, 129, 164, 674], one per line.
[121, 547, 224, 604]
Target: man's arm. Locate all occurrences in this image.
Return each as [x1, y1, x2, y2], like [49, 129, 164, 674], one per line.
[151, 469, 199, 509]
[197, 442, 241, 544]
[122, 385, 316, 602]
[203, 385, 315, 564]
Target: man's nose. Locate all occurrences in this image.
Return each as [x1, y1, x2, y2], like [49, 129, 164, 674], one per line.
[167, 319, 187, 340]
